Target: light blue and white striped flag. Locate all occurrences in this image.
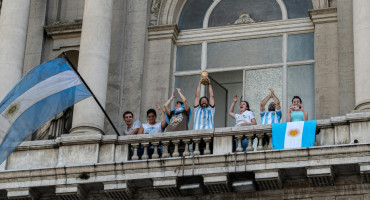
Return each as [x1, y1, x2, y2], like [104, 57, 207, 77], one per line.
[0, 58, 91, 164]
[272, 120, 317, 149]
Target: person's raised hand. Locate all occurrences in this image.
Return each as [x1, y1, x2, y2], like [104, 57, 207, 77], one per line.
[268, 88, 274, 97]
[233, 95, 238, 103]
[155, 104, 162, 110]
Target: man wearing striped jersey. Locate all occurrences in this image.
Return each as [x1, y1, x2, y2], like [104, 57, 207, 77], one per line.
[193, 76, 215, 130]
[260, 88, 281, 124]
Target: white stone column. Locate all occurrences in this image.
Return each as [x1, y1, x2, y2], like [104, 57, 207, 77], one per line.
[70, 0, 113, 134]
[0, 0, 31, 100]
[353, 0, 370, 110]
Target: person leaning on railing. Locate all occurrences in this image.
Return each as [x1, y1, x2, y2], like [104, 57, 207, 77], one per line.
[228, 94, 256, 151]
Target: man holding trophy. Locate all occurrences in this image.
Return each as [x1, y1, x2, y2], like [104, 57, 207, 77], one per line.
[193, 71, 215, 130]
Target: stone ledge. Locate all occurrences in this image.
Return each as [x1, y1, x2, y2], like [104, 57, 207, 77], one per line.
[307, 166, 334, 187]
[309, 8, 338, 24]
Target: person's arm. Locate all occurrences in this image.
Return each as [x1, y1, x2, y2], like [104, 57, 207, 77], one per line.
[156, 104, 167, 129]
[164, 91, 175, 116]
[297, 103, 308, 121]
[286, 105, 294, 122]
[131, 121, 141, 135]
[131, 128, 139, 135]
[260, 92, 271, 112]
[138, 125, 144, 134]
[208, 77, 215, 107]
[240, 112, 257, 125]
[176, 88, 189, 112]
[194, 78, 202, 107]
[228, 95, 238, 119]
[270, 88, 281, 110]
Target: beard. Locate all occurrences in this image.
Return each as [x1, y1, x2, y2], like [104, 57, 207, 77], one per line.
[268, 107, 275, 112]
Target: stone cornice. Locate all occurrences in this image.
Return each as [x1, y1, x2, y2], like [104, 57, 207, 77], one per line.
[148, 24, 179, 42]
[44, 20, 82, 40]
[176, 18, 314, 45]
[309, 8, 338, 24]
[1, 143, 370, 188]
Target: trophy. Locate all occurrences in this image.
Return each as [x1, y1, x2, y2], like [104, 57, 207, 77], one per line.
[201, 71, 209, 85]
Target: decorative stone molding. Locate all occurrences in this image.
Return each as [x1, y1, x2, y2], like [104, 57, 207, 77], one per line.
[148, 24, 179, 42]
[309, 7, 338, 24]
[307, 166, 335, 187]
[104, 181, 134, 200]
[55, 184, 87, 200]
[177, 18, 314, 45]
[360, 163, 370, 183]
[44, 20, 82, 50]
[153, 177, 180, 198]
[6, 188, 39, 200]
[234, 13, 255, 25]
[203, 174, 231, 194]
[149, 0, 162, 26]
[254, 169, 283, 190]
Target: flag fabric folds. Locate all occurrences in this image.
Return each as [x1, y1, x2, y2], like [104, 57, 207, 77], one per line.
[272, 120, 317, 149]
[0, 58, 91, 164]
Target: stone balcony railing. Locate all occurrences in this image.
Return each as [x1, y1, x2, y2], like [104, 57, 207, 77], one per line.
[1, 111, 370, 199]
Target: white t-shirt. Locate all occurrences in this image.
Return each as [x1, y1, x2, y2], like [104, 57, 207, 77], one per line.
[142, 122, 163, 134]
[123, 120, 141, 135]
[234, 110, 255, 127]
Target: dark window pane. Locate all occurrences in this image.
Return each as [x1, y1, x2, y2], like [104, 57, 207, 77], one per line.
[287, 33, 314, 62]
[283, 0, 313, 19]
[176, 44, 202, 71]
[178, 0, 213, 30]
[209, 0, 282, 27]
[207, 37, 282, 69]
[287, 65, 315, 120]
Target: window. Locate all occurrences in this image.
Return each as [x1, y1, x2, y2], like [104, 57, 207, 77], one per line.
[175, 0, 314, 127]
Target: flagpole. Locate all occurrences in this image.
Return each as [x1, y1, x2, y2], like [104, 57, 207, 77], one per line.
[62, 52, 120, 136]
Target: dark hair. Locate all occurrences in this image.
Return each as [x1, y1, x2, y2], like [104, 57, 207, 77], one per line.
[123, 111, 133, 118]
[240, 101, 251, 111]
[199, 96, 209, 105]
[176, 101, 184, 105]
[292, 96, 302, 103]
[147, 109, 157, 117]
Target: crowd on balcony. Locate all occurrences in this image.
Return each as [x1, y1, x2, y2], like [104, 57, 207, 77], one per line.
[122, 76, 309, 136]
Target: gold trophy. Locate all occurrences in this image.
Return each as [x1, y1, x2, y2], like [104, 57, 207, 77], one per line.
[201, 71, 209, 85]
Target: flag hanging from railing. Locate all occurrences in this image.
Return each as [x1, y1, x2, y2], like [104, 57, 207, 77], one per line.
[272, 120, 317, 149]
[0, 58, 91, 165]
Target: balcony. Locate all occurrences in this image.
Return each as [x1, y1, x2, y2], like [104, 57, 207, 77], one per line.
[1, 111, 370, 199]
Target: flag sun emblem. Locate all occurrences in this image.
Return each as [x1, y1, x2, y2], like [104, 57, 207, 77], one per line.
[289, 129, 299, 136]
[5, 103, 20, 118]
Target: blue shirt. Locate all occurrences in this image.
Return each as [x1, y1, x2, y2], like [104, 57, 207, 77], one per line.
[260, 110, 282, 124]
[193, 105, 215, 130]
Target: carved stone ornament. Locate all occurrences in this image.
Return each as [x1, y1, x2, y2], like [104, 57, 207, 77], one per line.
[150, 0, 162, 26]
[234, 13, 256, 25]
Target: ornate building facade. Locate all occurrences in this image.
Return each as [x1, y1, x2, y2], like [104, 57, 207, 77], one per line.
[0, 0, 370, 199]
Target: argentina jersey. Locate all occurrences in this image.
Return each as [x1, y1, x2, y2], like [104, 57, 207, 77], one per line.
[193, 106, 215, 130]
[260, 110, 282, 124]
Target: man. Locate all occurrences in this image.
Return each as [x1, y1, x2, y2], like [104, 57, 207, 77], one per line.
[260, 88, 281, 124]
[122, 111, 141, 135]
[164, 88, 190, 132]
[193, 76, 215, 130]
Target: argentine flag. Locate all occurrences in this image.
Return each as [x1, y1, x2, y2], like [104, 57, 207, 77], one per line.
[0, 58, 91, 164]
[272, 120, 317, 149]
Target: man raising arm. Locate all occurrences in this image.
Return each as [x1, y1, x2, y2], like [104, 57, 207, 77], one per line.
[193, 76, 215, 130]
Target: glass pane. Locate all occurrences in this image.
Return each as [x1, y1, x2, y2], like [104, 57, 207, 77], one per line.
[176, 44, 201, 71]
[178, 0, 213, 30]
[287, 65, 315, 120]
[207, 37, 282, 69]
[209, 0, 282, 27]
[244, 67, 283, 124]
[283, 0, 313, 19]
[287, 33, 314, 62]
[175, 75, 201, 130]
